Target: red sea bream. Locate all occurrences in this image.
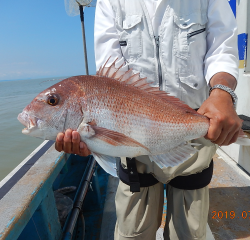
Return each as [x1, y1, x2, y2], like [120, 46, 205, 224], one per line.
[18, 61, 212, 176]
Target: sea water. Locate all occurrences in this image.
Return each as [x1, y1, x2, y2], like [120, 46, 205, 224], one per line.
[0, 77, 64, 181]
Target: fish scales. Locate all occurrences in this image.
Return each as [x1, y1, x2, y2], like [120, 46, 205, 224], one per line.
[18, 60, 211, 175]
[74, 75, 208, 153]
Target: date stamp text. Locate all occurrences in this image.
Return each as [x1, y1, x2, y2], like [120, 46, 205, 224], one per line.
[212, 211, 250, 219]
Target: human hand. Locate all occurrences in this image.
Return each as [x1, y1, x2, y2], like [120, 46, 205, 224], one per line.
[55, 129, 91, 156]
[197, 89, 242, 146]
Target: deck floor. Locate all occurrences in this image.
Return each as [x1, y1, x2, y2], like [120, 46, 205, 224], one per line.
[208, 151, 250, 240]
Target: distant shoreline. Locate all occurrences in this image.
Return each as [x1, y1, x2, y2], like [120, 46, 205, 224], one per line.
[0, 76, 69, 82]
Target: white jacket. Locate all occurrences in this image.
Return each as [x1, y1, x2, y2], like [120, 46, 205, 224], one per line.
[94, 0, 239, 109]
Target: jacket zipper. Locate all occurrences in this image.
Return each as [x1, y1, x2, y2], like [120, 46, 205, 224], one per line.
[154, 36, 163, 90]
[187, 28, 206, 39]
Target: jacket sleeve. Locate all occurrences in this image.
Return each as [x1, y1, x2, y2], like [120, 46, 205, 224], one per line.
[204, 0, 239, 84]
[94, 0, 127, 71]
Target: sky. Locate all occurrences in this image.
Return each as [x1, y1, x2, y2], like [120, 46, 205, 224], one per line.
[0, 0, 96, 81]
[0, 0, 237, 81]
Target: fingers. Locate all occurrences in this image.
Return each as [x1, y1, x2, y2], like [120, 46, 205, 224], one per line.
[219, 120, 241, 145]
[228, 131, 240, 145]
[205, 115, 242, 146]
[55, 129, 91, 157]
[80, 141, 91, 156]
[205, 116, 222, 143]
[55, 132, 64, 152]
[72, 131, 91, 156]
[208, 127, 238, 146]
[64, 129, 73, 153]
[72, 130, 80, 154]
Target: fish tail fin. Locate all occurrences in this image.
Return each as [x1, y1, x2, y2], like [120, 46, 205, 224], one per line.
[235, 129, 250, 145]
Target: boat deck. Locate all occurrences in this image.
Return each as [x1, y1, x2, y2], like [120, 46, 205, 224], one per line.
[208, 150, 250, 240]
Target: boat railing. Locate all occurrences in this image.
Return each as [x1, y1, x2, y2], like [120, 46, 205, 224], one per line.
[0, 140, 67, 239]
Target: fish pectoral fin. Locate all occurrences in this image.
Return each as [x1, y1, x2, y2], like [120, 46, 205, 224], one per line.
[91, 126, 149, 151]
[77, 122, 96, 138]
[149, 142, 199, 169]
[78, 123, 149, 150]
[92, 152, 119, 177]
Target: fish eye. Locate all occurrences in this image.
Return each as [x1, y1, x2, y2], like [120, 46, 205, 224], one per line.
[47, 94, 59, 106]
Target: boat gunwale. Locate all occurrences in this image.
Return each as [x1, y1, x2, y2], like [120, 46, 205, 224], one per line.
[0, 142, 67, 240]
[0, 140, 54, 200]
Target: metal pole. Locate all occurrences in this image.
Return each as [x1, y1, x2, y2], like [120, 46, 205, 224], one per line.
[79, 5, 89, 75]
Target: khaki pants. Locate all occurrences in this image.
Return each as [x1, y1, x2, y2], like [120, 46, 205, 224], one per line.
[114, 138, 216, 240]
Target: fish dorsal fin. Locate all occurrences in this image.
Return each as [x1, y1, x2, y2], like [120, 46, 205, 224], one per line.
[96, 58, 197, 113]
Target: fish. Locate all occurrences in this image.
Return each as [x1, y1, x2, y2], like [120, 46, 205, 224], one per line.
[17, 59, 249, 176]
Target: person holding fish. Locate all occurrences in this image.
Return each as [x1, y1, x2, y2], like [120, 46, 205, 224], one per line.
[54, 0, 242, 239]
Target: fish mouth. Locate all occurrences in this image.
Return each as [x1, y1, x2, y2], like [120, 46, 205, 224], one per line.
[17, 112, 39, 134]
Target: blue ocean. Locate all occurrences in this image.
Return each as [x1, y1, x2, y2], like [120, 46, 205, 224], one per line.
[0, 77, 64, 181]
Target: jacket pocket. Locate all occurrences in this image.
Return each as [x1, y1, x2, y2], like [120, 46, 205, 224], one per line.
[174, 13, 208, 90]
[119, 15, 142, 61]
[187, 28, 206, 39]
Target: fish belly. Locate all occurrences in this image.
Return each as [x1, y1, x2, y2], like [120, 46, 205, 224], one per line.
[83, 137, 150, 157]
